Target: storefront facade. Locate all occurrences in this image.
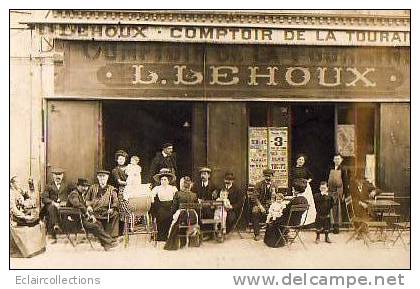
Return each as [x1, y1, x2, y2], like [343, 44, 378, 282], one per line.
[17, 10, 410, 211]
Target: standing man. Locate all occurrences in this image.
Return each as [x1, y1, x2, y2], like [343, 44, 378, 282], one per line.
[41, 168, 69, 243]
[67, 178, 118, 251]
[251, 168, 278, 241]
[217, 172, 242, 233]
[327, 153, 350, 234]
[85, 170, 120, 239]
[149, 143, 177, 184]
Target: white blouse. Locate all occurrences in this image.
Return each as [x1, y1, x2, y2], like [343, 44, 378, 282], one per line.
[151, 185, 177, 202]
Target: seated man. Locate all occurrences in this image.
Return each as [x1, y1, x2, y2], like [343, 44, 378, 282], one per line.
[251, 168, 278, 241]
[85, 170, 119, 239]
[67, 178, 118, 251]
[350, 178, 377, 220]
[216, 172, 242, 234]
[41, 168, 69, 243]
[10, 176, 38, 226]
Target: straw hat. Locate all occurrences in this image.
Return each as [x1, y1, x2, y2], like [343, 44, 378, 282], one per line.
[153, 168, 176, 183]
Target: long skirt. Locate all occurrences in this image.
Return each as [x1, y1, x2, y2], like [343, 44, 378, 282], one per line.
[155, 201, 173, 241]
[117, 187, 134, 224]
[164, 209, 200, 250]
[302, 183, 316, 225]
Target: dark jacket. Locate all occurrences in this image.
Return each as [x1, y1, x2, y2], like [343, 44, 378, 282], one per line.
[253, 180, 278, 210]
[67, 188, 88, 215]
[149, 152, 177, 182]
[171, 190, 198, 214]
[349, 179, 376, 219]
[314, 193, 334, 218]
[42, 181, 69, 205]
[277, 195, 308, 226]
[217, 184, 243, 214]
[191, 181, 217, 201]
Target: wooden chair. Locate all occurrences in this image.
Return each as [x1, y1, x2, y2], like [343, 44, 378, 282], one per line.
[58, 207, 93, 248]
[276, 204, 309, 249]
[199, 200, 225, 242]
[178, 203, 201, 248]
[123, 195, 157, 248]
[374, 192, 400, 223]
[345, 196, 388, 247]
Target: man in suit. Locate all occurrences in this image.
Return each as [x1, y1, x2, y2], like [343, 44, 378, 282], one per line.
[251, 168, 278, 241]
[67, 178, 118, 251]
[85, 170, 120, 238]
[41, 168, 69, 243]
[350, 177, 377, 220]
[216, 172, 243, 233]
[149, 143, 177, 184]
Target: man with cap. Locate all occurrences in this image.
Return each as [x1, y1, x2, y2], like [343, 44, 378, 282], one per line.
[216, 172, 243, 234]
[41, 168, 69, 243]
[250, 168, 278, 241]
[67, 178, 118, 251]
[85, 170, 119, 238]
[149, 143, 177, 184]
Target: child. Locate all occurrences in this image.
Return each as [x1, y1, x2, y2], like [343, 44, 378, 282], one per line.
[266, 193, 286, 223]
[123, 155, 142, 200]
[214, 189, 233, 234]
[314, 181, 334, 243]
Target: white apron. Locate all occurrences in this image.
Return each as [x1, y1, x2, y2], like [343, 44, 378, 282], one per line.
[302, 182, 316, 225]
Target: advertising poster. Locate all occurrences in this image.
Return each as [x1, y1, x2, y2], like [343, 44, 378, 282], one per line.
[248, 127, 268, 186]
[269, 127, 288, 188]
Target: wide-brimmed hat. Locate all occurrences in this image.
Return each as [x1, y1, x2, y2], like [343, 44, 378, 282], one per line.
[77, 178, 89, 186]
[96, 169, 110, 176]
[115, 149, 128, 160]
[224, 172, 235, 181]
[199, 167, 212, 173]
[51, 168, 65, 174]
[262, 168, 274, 176]
[153, 168, 176, 183]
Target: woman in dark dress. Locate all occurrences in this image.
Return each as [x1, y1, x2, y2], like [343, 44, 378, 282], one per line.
[111, 149, 132, 234]
[164, 176, 199, 250]
[291, 154, 316, 225]
[150, 168, 178, 241]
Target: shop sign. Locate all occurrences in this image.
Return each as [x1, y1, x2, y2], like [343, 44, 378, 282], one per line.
[40, 24, 410, 46]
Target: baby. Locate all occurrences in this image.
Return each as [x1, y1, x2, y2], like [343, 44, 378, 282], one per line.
[266, 193, 286, 223]
[214, 189, 233, 234]
[123, 155, 142, 200]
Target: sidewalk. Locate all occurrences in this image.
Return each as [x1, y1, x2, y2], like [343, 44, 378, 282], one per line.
[10, 231, 410, 269]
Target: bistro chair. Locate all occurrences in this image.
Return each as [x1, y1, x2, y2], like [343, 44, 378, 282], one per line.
[58, 207, 93, 249]
[177, 203, 201, 248]
[198, 200, 225, 243]
[345, 196, 388, 247]
[123, 195, 157, 248]
[373, 192, 400, 223]
[275, 204, 310, 249]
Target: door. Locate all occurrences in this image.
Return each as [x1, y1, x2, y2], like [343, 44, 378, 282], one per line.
[46, 101, 101, 184]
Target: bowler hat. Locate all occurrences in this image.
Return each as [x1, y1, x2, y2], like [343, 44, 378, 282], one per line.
[199, 167, 212, 173]
[182, 176, 192, 184]
[153, 168, 176, 183]
[51, 168, 65, 174]
[262, 168, 274, 176]
[96, 169, 110, 175]
[224, 172, 235, 181]
[77, 178, 89, 186]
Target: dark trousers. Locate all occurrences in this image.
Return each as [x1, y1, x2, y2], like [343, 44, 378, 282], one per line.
[251, 206, 267, 236]
[226, 210, 237, 233]
[316, 216, 331, 234]
[82, 219, 114, 246]
[45, 204, 60, 236]
[97, 215, 119, 238]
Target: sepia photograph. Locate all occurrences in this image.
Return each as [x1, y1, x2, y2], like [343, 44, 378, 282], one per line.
[9, 9, 410, 270]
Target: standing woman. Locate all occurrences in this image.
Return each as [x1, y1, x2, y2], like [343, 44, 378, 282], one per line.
[291, 154, 316, 225]
[150, 168, 178, 241]
[111, 149, 132, 235]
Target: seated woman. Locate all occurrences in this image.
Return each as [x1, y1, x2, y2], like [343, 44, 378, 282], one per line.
[164, 176, 199, 250]
[150, 168, 178, 241]
[10, 176, 39, 226]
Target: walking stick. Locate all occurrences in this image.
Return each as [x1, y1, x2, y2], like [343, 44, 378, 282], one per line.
[107, 189, 112, 223]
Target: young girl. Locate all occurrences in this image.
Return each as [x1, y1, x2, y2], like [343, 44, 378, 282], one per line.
[214, 189, 233, 234]
[266, 193, 286, 223]
[123, 155, 142, 200]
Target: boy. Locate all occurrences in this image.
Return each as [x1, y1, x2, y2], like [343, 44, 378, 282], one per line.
[314, 181, 334, 244]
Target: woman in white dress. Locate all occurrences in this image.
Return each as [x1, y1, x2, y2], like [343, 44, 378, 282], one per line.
[150, 168, 178, 241]
[291, 154, 317, 225]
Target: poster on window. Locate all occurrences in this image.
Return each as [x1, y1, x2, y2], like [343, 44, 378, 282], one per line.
[269, 127, 288, 188]
[336, 124, 356, 157]
[248, 127, 268, 186]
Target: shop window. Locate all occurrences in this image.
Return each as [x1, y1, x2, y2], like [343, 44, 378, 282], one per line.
[248, 103, 269, 127]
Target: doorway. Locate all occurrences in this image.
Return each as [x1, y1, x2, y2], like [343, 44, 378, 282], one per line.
[291, 104, 335, 194]
[102, 101, 193, 182]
